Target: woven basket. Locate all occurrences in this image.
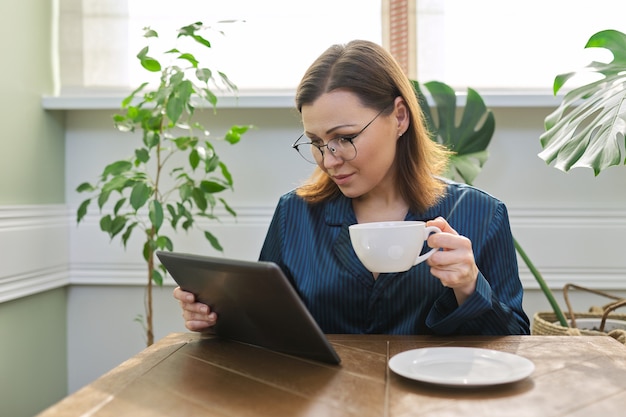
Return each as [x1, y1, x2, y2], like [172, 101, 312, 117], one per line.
[531, 284, 626, 345]
[532, 312, 626, 344]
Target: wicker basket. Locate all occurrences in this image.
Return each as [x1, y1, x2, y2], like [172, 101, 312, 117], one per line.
[531, 284, 626, 345]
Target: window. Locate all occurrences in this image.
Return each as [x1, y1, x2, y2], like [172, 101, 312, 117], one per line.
[61, 0, 381, 92]
[58, 0, 626, 94]
[416, 0, 626, 90]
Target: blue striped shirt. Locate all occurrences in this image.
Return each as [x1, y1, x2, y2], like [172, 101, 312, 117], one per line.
[259, 181, 530, 335]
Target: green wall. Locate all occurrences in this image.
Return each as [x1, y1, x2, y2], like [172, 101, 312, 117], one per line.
[0, 288, 68, 417]
[0, 1, 69, 416]
[0, 0, 65, 205]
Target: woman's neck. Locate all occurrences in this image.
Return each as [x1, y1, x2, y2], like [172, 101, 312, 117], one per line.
[352, 193, 409, 224]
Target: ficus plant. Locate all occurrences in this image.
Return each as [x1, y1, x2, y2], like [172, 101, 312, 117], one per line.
[76, 22, 251, 346]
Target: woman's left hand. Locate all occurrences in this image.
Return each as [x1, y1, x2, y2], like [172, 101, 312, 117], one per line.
[426, 217, 479, 305]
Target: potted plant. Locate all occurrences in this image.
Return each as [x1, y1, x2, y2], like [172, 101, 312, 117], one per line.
[76, 22, 251, 346]
[413, 80, 569, 327]
[539, 29, 626, 174]
[535, 29, 626, 337]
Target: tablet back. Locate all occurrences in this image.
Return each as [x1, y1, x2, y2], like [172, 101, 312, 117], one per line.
[157, 251, 341, 364]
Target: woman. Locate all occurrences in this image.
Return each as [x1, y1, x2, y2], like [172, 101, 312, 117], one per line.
[174, 40, 530, 335]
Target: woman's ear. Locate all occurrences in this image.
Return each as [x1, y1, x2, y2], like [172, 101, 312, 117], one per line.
[394, 96, 410, 137]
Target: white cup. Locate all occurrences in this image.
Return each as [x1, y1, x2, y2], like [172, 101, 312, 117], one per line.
[348, 221, 441, 273]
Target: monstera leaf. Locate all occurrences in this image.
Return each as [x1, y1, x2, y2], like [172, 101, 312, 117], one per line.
[413, 80, 495, 185]
[539, 29, 626, 175]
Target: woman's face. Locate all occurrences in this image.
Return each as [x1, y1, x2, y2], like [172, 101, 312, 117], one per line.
[300, 90, 408, 199]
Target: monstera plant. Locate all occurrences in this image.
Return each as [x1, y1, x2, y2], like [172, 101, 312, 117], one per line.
[413, 80, 495, 185]
[539, 29, 626, 174]
[414, 80, 569, 326]
[537, 29, 626, 327]
[76, 22, 251, 346]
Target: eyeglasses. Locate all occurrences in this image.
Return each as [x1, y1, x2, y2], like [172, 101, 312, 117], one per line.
[292, 105, 390, 165]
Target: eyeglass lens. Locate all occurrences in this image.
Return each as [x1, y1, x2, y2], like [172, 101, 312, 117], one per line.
[300, 138, 357, 164]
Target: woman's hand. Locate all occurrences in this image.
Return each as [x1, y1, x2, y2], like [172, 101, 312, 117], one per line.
[426, 217, 479, 305]
[173, 286, 217, 331]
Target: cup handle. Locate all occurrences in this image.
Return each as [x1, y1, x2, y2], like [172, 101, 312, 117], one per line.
[413, 226, 441, 266]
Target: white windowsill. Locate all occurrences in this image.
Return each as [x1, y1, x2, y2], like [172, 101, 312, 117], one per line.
[41, 89, 563, 110]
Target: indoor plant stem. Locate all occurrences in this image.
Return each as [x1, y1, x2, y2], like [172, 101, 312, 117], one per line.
[514, 237, 568, 327]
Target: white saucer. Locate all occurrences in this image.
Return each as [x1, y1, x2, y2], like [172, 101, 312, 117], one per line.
[388, 347, 534, 387]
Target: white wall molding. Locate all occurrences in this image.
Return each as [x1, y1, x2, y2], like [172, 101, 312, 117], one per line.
[0, 205, 71, 302]
[2, 203, 626, 302]
[68, 204, 626, 289]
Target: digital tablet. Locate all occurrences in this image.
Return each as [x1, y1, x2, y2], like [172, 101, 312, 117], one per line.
[157, 251, 341, 364]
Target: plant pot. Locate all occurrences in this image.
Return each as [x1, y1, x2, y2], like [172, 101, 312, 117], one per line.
[556, 318, 626, 332]
[532, 311, 626, 345]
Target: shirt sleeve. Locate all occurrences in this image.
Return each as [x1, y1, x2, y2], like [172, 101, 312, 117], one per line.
[425, 201, 531, 335]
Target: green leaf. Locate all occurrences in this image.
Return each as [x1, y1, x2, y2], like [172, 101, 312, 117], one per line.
[156, 235, 174, 251]
[203, 88, 218, 108]
[192, 187, 208, 211]
[121, 222, 137, 247]
[109, 216, 127, 238]
[446, 151, 489, 185]
[200, 180, 227, 193]
[178, 53, 199, 68]
[137, 46, 161, 72]
[196, 68, 212, 83]
[167, 203, 179, 228]
[204, 230, 223, 252]
[219, 161, 233, 186]
[135, 148, 150, 163]
[166, 96, 184, 125]
[224, 124, 250, 144]
[179, 183, 192, 201]
[149, 200, 164, 231]
[143, 239, 156, 262]
[121, 82, 149, 108]
[77, 199, 91, 223]
[97, 189, 112, 209]
[413, 80, 495, 186]
[102, 160, 132, 179]
[178, 22, 203, 37]
[192, 34, 211, 49]
[177, 202, 192, 222]
[219, 198, 237, 218]
[130, 182, 152, 211]
[99, 215, 112, 233]
[218, 71, 238, 92]
[173, 136, 193, 150]
[205, 155, 220, 173]
[143, 130, 160, 149]
[539, 29, 626, 175]
[205, 192, 217, 209]
[152, 269, 164, 286]
[189, 148, 200, 169]
[144, 28, 158, 38]
[113, 198, 127, 215]
[102, 176, 131, 194]
[76, 182, 94, 193]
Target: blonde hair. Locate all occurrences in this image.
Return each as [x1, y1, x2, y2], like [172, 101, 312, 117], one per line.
[295, 40, 450, 214]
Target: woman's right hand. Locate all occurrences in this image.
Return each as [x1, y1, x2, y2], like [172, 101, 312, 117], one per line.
[173, 286, 217, 331]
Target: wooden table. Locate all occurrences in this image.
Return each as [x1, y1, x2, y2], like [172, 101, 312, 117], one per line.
[38, 333, 626, 417]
